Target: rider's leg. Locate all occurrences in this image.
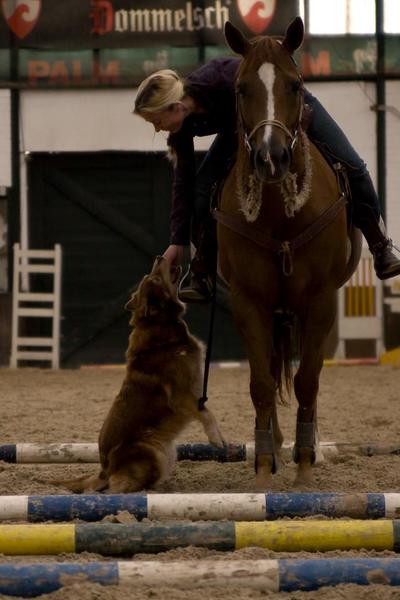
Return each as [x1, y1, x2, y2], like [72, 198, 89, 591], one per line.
[179, 132, 236, 302]
[306, 90, 400, 280]
[178, 220, 217, 302]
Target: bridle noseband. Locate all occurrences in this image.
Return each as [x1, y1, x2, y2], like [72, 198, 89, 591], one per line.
[243, 118, 298, 155]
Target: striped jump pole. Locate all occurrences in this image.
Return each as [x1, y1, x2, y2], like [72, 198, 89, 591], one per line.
[2, 492, 400, 523]
[1, 441, 400, 464]
[0, 442, 246, 463]
[0, 558, 400, 596]
[1, 520, 400, 555]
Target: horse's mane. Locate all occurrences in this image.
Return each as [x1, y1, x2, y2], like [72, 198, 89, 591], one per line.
[237, 35, 295, 79]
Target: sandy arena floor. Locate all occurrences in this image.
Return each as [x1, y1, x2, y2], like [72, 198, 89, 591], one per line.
[1, 363, 400, 599]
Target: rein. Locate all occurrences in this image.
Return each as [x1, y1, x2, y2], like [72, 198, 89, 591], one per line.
[213, 193, 347, 277]
[244, 118, 297, 154]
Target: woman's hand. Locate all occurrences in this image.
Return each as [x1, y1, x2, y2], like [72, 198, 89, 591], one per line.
[163, 244, 185, 266]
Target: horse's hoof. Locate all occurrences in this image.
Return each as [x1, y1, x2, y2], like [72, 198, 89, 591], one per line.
[254, 476, 273, 492]
[293, 468, 315, 489]
[254, 467, 276, 491]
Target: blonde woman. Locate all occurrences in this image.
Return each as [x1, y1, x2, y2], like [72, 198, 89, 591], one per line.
[134, 58, 400, 302]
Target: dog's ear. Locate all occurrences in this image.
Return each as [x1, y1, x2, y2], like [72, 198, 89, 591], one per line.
[124, 292, 137, 312]
[136, 299, 164, 320]
[127, 287, 160, 319]
[126, 291, 158, 319]
[129, 296, 152, 320]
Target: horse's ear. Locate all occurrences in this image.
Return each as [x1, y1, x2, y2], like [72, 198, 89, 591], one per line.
[224, 21, 250, 56]
[282, 16, 304, 54]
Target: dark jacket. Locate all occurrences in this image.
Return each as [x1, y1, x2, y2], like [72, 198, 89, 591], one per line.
[167, 57, 241, 245]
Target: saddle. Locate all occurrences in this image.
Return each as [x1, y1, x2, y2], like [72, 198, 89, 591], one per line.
[309, 138, 354, 231]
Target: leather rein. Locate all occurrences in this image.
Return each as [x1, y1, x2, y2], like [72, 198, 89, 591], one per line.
[213, 193, 347, 277]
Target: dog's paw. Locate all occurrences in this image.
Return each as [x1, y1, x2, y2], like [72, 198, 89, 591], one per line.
[208, 429, 225, 449]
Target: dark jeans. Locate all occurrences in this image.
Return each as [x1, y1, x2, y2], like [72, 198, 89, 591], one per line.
[305, 91, 381, 222]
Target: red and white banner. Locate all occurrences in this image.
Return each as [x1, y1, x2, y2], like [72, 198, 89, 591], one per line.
[0, 0, 298, 48]
[236, 0, 277, 35]
[1, 0, 41, 39]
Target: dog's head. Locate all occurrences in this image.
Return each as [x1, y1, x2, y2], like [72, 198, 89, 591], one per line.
[125, 256, 184, 323]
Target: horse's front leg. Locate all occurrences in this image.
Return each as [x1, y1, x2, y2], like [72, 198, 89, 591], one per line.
[230, 290, 282, 490]
[293, 290, 336, 487]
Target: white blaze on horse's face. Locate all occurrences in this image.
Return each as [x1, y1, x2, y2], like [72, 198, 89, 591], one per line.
[257, 61, 276, 175]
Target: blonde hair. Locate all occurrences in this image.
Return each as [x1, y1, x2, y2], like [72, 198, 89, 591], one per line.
[134, 69, 185, 115]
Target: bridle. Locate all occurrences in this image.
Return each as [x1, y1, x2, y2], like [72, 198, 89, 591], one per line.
[234, 54, 311, 223]
[237, 57, 305, 160]
[243, 117, 299, 155]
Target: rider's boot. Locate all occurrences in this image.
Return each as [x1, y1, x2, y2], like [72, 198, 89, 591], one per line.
[358, 204, 400, 280]
[351, 173, 400, 280]
[178, 222, 216, 303]
[178, 256, 215, 303]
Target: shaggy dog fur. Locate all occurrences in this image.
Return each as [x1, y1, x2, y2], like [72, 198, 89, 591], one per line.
[55, 256, 224, 493]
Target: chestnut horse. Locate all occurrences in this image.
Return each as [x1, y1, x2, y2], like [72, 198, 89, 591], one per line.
[215, 18, 361, 488]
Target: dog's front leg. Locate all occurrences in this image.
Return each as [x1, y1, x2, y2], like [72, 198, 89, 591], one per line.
[197, 407, 225, 448]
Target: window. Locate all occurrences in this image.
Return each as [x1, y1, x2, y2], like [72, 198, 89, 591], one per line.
[299, 0, 399, 34]
[384, 0, 400, 33]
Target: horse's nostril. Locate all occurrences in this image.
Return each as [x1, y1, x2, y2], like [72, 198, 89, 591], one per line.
[282, 147, 291, 168]
[255, 150, 268, 167]
[253, 142, 292, 181]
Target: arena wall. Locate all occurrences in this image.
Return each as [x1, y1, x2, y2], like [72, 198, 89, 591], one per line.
[1, 80, 399, 364]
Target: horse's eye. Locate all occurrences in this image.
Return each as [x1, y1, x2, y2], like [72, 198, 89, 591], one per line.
[291, 79, 302, 93]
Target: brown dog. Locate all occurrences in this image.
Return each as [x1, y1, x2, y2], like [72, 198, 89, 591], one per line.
[56, 256, 224, 493]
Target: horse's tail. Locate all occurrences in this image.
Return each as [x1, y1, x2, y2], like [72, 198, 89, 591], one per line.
[272, 311, 298, 402]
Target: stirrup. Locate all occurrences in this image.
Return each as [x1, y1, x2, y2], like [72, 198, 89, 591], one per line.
[178, 265, 215, 303]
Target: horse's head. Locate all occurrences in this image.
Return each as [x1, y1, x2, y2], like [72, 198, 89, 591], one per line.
[225, 17, 304, 183]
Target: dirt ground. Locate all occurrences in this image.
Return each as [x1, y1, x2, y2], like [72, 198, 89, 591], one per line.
[1, 363, 400, 599]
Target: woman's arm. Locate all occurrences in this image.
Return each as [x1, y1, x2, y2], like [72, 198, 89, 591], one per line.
[168, 131, 196, 246]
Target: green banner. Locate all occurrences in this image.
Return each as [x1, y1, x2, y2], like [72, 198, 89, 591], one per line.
[0, 47, 201, 86]
[300, 35, 400, 77]
[1, 36, 400, 87]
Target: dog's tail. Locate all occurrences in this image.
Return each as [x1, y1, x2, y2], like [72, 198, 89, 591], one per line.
[45, 473, 108, 494]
